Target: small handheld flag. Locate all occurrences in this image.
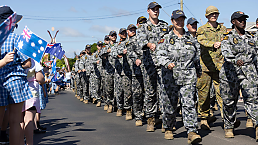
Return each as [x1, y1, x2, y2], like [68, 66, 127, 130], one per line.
[15, 26, 47, 63]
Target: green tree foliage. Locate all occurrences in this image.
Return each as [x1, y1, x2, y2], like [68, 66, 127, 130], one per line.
[91, 43, 97, 53]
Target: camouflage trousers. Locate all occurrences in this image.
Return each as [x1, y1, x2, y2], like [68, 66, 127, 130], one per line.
[220, 73, 258, 129]
[142, 65, 158, 118]
[75, 74, 79, 96]
[158, 70, 198, 133]
[197, 71, 223, 119]
[71, 76, 74, 89]
[132, 75, 144, 120]
[81, 73, 90, 100]
[101, 69, 106, 103]
[90, 74, 101, 101]
[76, 73, 83, 97]
[114, 72, 132, 110]
[104, 72, 114, 105]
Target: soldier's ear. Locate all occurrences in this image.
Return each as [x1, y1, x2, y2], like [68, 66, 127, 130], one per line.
[232, 19, 236, 25]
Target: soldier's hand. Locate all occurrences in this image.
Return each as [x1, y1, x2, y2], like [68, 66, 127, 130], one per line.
[167, 63, 175, 70]
[214, 42, 221, 49]
[123, 49, 127, 54]
[82, 69, 86, 72]
[107, 48, 111, 53]
[136, 59, 141, 66]
[147, 43, 156, 51]
[78, 70, 81, 73]
[97, 60, 100, 64]
[117, 55, 123, 58]
[236, 60, 244, 67]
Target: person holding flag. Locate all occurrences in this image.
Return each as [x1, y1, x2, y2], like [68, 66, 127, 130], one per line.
[0, 6, 33, 145]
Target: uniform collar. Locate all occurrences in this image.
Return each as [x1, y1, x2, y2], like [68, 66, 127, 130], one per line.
[205, 22, 222, 31]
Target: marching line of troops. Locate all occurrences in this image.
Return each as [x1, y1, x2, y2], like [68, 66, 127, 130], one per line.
[70, 2, 258, 144]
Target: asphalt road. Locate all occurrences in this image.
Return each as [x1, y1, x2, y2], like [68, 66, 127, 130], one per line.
[34, 90, 258, 145]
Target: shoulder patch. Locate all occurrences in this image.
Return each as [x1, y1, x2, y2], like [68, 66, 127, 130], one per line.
[158, 39, 164, 44]
[103, 45, 106, 48]
[169, 38, 175, 45]
[185, 40, 193, 45]
[85, 56, 87, 59]
[233, 38, 238, 44]
[248, 41, 255, 46]
[125, 41, 129, 46]
[223, 32, 229, 36]
[138, 25, 142, 29]
[147, 25, 152, 31]
[95, 54, 98, 58]
[223, 36, 229, 40]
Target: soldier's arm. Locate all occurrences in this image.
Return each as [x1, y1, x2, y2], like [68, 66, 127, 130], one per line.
[137, 24, 149, 49]
[221, 39, 237, 64]
[155, 40, 173, 68]
[192, 42, 202, 75]
[197, 27, 214, 48]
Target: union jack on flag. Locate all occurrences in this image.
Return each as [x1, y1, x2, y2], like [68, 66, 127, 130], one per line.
[0, 12, 17, 48]
[15, 26, 47, 63]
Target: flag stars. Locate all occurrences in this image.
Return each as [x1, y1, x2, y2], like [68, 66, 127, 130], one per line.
[33, 53, 36, 57]
[40, 46, 44, 51]
[31, 42, 35, 47]
[38, 50, 41, 53]
[38, 40, 42, 44]
[17, 40, 23, 49]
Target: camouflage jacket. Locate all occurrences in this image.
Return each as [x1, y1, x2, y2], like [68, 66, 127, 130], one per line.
[100, 43, 116, 74]
[197, 22, 227, 72]
[127, 35, 143, 76]
[155, 30, 201, 85]
[136, 19, 168, 66]
[80, 53, 92, 75]
[220, 29, 258, 82]
[90, 50, 101, 77]
[74, 59, 80, 72]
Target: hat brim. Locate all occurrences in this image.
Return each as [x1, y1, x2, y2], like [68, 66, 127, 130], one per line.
[15, 14, 23, 24]
[205, 11, 220, 17]
[149, 5, 162, 9]
[171, 15, 187, 20]
[188, 21, 199, 25]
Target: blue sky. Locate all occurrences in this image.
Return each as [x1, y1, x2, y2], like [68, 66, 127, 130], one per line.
[3, 0, 258, 58]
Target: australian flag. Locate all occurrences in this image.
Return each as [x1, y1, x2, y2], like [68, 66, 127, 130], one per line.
[15, 26, 47, 63]
[0, 12, 17, 48]
[45, 43, 65, 60]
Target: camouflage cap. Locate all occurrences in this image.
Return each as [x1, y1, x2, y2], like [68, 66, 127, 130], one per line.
[137, 16, 147, 24]
[205, 6, 219, 17]
[109, 30, 117, 36]
[148, 2, 162, 9]
[127, 24, 137, 30]
[97, 41, 103, 45]
[231, 11, 249, 22]
[119, 28, 127, 34]
[85, 44, 91, 49]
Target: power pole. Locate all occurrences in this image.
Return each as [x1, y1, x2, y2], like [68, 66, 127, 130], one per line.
[180, 0, 183, 11]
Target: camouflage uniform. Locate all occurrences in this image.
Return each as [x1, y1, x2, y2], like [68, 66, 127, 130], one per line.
[136, 19, 168, 118]
[100, 44, 108, 103]
[78, 57, 85, 99]
[128, 35, 144, 120]
[196, 22, 227, 119]
[80, 53, 91, 101]
[220, 30, 258, 129]
[115, 39, 133, 110]
[74, 59, 80, 96]
[100, 43, 116, 106]
[155, 30, 201, 133]
[90, 50, 102, 102]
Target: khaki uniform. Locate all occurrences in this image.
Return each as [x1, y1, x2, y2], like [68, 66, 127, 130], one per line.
[196, 22, 226, 119]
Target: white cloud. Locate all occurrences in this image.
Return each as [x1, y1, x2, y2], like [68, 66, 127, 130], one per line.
[59, 27, 85, 37]
[90, 25, 119, 34]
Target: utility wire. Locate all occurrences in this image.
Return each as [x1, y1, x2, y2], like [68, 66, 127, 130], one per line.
[23, 3, 178, 21]
[183, 3, 196, 18]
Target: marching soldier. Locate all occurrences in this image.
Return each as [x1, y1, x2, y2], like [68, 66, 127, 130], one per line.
[127, 24, 144, 126]
[196, 6, 227, 130]
[220, 11, 258, 140]
[100, 31, 117, 113]
[90, 41, 103, 107]
[155, 10, 202, 143]
[136, 1, 168, 132]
